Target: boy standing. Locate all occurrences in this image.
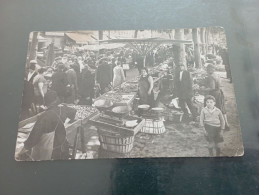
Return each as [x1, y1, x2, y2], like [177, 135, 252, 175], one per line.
[200, 95, 225, 156]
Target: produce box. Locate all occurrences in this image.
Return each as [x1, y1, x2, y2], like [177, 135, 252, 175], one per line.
[96, 92, 136, 106]
[65, 104, 99, 120]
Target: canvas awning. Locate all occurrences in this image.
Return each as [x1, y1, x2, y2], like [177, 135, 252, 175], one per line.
[65, 32, 96, 44]
[99, 37, 193, 44]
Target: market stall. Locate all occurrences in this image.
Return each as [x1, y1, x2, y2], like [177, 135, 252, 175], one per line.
[89, 99, 145, 155]
[15, 104, 99, 159]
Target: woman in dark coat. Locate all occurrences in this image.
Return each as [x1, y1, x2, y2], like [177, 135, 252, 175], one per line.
[79, 66, 95, 105]
[95, 59, 112, 94]
[51, 64, 68, 102]
[16, 90, 76, 161]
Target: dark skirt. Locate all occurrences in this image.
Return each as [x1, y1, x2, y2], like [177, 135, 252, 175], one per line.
[204, 124, 223, 143]
[138, 90, 155, 108]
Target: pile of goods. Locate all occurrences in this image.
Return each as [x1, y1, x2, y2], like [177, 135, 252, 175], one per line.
[115, 83, 138, 93]
[101, 92, 123, 103]
[66, 105, 98, 120]
[98, 92, 135, 106]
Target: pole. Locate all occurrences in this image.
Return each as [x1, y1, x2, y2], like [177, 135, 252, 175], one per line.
[192, 28, 202, 68]
[174, 29, 186, 68]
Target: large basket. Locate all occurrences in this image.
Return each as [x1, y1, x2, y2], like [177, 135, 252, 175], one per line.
[141, 119, 166, 134]
[97, 129, 134, 154]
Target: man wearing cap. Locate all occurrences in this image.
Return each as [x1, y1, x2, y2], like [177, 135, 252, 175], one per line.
[174, 63, 197, 121]
[21, 60, 38, 118]
[27, 60, 38, 83]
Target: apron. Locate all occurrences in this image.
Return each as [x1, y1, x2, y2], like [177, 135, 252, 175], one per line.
[31, 109, 61, 161]
[139, 76, 155, 107]
[31, 131, 55, 161]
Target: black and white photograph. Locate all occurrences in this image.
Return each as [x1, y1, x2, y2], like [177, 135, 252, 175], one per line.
[15, 27, 244, 161]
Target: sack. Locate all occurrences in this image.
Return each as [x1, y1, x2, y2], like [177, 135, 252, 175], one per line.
[122, 64, 130, 70]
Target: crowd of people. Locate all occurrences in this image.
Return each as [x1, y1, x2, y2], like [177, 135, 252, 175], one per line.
[18, 41, 232, 158]
[17, 44, 174, 160]
[20, 44, 176, 121]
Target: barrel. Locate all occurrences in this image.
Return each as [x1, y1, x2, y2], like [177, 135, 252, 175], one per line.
[97, 129, 134, 154]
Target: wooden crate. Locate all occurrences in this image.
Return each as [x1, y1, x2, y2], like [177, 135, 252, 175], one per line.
[89, 114, 145, 136]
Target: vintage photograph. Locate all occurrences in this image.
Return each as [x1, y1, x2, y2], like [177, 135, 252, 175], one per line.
[15, 27, 244, 161]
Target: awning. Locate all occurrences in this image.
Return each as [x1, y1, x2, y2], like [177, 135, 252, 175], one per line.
[65, 32, 96, 44]
[82, 43, 126, 51]
[99, 37, 193, 44]
[98, 37, 193, 55]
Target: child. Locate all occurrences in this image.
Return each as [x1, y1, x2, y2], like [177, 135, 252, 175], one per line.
[200, 95, 225, 156]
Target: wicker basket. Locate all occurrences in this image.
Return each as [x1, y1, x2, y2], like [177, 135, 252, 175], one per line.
[98, 129, 134, 153]
[141, 119, 166, 134]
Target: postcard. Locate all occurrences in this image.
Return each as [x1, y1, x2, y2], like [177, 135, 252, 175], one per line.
[15, 27, 244, 161]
